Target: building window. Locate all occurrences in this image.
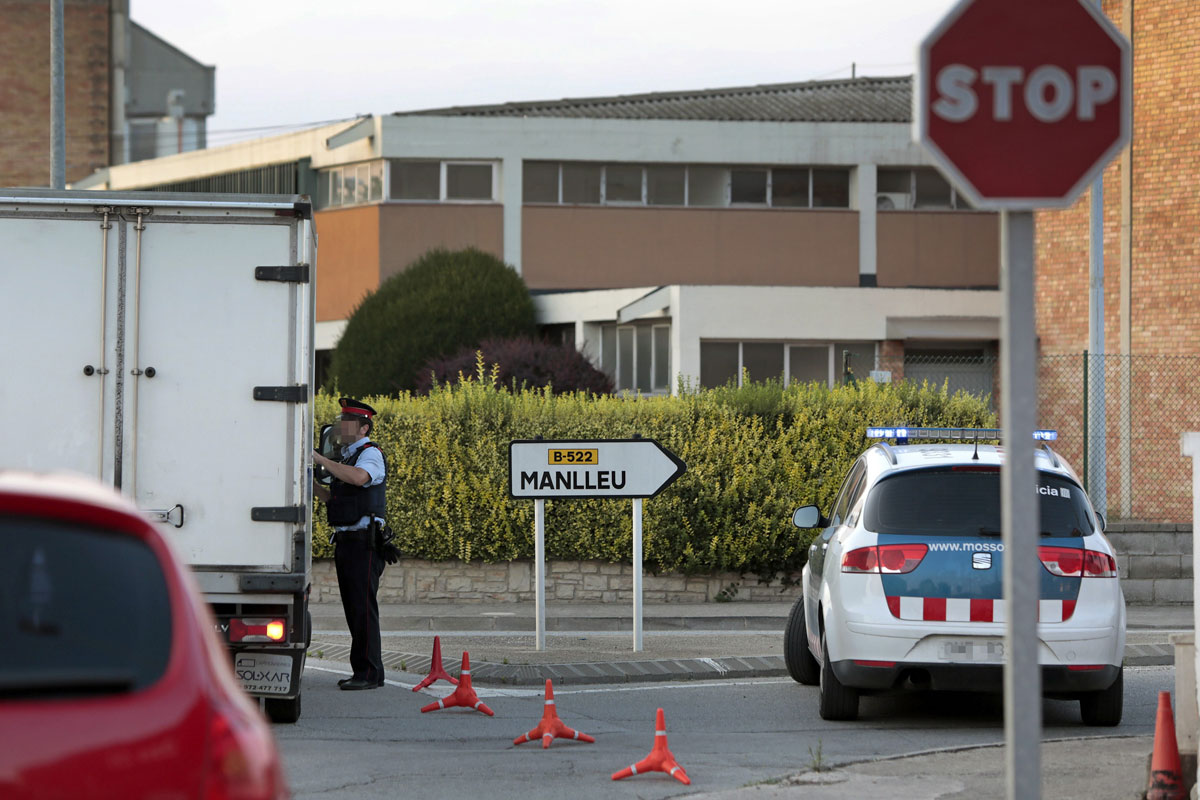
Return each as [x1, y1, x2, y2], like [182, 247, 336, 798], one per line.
[382, 160, 496, 203]
[877, 167, 972, 210]
[652, 325, 671, 392]
[601, 323, 671, 393]
[389, 161, 439, 201]
[700, 342, 740, 388]
[742, 342, 784, 382]
[812, 169, 851, 208]
[446, 163, 494, 201]
[730, 169, 768, 204]
[605, 165, 644, 203]
[647, 166, 685, 205]
[524, 162, 559, 202]
[771, 168, 809, 207]
[521, 163, 851, 209]
[701, 340, 877, 388]
[562, 163, 602, 204]
[687, 166, 726, 207]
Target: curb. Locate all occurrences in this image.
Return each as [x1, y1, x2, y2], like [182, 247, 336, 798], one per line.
[308, 639, 1173, 686]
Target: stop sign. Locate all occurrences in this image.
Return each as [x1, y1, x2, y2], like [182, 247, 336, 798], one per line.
[916, 0, 1130, 208]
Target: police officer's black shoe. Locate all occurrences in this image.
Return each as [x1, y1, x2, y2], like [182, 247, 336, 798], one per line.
[339, 678, 382, 691]
[337, 677, 357, 687]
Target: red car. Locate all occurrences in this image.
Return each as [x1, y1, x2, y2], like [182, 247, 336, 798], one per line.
[0, 471, 288, 800]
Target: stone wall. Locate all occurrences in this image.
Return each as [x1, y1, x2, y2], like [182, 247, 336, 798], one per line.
[311, 558, 803, 604]
[310, 522, 1193, 605]
[1106, 522, 1194, 604]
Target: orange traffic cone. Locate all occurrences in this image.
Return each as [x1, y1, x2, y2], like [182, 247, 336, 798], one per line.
[420, 651, 494, 716]
[412, 635, 460, 692]
[611, 708, 690, 785]
[1148, 690, 1184, 800]
[513, 679, 595, 749]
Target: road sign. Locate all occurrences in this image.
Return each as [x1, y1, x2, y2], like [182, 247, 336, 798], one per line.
[509, 439, 686, 499]
[916, 0, 1130, 208]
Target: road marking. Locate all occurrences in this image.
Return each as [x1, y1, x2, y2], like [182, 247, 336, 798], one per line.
[699, 657, 728, 674]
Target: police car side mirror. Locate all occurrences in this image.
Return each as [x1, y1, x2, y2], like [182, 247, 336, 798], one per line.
[315, 424, 335, 486]
[792, 506, 823, 529]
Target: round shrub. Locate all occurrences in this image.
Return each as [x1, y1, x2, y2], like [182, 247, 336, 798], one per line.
[327, 248, 536, 395]
[416, 338, 614, 395]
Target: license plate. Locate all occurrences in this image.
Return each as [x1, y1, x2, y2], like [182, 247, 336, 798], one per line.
[234, 653, 294, 695]
[939, 639, 1005, 663]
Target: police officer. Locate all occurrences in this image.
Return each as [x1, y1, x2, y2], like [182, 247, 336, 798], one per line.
[313, 398, 386, 690]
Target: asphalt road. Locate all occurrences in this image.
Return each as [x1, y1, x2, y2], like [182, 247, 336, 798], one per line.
[272, 660, 1174, 799]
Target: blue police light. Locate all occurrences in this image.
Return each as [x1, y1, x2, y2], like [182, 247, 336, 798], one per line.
[866, 427, 1058, 442]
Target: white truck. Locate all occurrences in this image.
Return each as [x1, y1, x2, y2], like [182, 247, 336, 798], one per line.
[2, 188, 315, 722]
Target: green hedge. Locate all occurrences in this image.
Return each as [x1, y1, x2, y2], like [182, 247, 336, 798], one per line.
[313, 376, 996, 581]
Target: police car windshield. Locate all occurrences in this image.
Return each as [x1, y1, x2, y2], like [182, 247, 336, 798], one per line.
[863, 467, 1094, 537]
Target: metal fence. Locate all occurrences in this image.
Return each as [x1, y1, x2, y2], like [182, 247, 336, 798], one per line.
[1041, 354, 1199, 523]
[873, 352, 1199, 523]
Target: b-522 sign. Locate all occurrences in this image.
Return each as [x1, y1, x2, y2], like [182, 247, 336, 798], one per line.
[508, 439, 686, 499]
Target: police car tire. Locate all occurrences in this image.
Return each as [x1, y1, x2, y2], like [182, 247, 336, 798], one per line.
[1079, 666, 1123, 727]
[265, 692, 302, 724]
[784, 598, 820, 685]
[818, 631, 859, 721]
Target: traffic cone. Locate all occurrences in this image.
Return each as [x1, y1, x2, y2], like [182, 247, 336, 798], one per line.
[513, 679, 595, 749]
[419, 651, 494, 716]
[611, 707, 690, 785]
[1148, 690, 1184, 800]
[412, 635, 459, 692]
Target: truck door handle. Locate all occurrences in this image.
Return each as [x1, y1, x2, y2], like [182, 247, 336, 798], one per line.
[146, 504, 185, 528]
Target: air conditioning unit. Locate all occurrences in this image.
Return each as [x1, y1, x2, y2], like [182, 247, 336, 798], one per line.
[877, 192, 913, 211]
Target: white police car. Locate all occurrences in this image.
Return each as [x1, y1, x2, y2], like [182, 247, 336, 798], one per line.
[785, 427, 1126, 725]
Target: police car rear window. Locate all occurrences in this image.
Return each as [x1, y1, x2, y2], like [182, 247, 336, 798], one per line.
[0, 517, 172, 698]
[863, 467, 1095, 537]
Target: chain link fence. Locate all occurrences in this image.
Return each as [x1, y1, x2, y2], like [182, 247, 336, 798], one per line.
[1041, 354, 1199, 524]
[870, 351, 1198, 523]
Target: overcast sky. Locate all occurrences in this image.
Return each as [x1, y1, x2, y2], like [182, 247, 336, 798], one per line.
[132, 0, 958, 147]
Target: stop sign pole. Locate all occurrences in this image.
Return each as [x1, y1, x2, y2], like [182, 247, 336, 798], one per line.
[916, 2, 1130, 799]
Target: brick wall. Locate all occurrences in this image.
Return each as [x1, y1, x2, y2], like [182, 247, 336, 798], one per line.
[1034, 0, 1200, 524]
[310, 558, 803, 605]
[0, 0, 109, 188]
[1034, 0, 1200, 358]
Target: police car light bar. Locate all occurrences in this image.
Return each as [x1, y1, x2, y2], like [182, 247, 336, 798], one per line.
[865, 427, 1058, 442]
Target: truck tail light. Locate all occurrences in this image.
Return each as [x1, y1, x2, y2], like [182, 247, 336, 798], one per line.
[842, 544, 927, 574]
[229, 618, 288, 643]
[1038, 547, 1117, 578]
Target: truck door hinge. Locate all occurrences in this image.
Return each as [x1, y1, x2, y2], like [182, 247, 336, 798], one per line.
[253, 385, 308, 403]
[251, 506, 305, 523]
[255, 265, 310, 283]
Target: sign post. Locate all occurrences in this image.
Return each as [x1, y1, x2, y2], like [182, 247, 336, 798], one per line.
[916, 2, 1130, 798]
[509, 438, 686, 652]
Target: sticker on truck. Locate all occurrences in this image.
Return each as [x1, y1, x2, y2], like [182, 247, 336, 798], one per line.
[235, 654, 294, 695]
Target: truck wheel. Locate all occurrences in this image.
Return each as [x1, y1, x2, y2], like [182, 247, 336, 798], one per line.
[784, 598, 820, 685]
[818, 632, 859, 721]
[265, 692, 302, 724]
[1079, 667, 1123, 726]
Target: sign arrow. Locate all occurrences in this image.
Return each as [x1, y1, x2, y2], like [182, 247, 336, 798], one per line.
[509, 439, 687, 499]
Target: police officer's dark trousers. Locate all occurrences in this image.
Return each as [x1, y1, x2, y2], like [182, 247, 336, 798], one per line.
[334, 532, 384, 684]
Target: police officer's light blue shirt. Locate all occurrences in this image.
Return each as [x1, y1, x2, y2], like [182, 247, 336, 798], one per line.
[334, 437, 385, 532]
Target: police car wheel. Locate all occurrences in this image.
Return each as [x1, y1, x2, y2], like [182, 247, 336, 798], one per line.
[1079, 666, 1123, 727]
[265, 692, 302, 724]
[818, 631, 859, 721]
[784, 598, 819, 685]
